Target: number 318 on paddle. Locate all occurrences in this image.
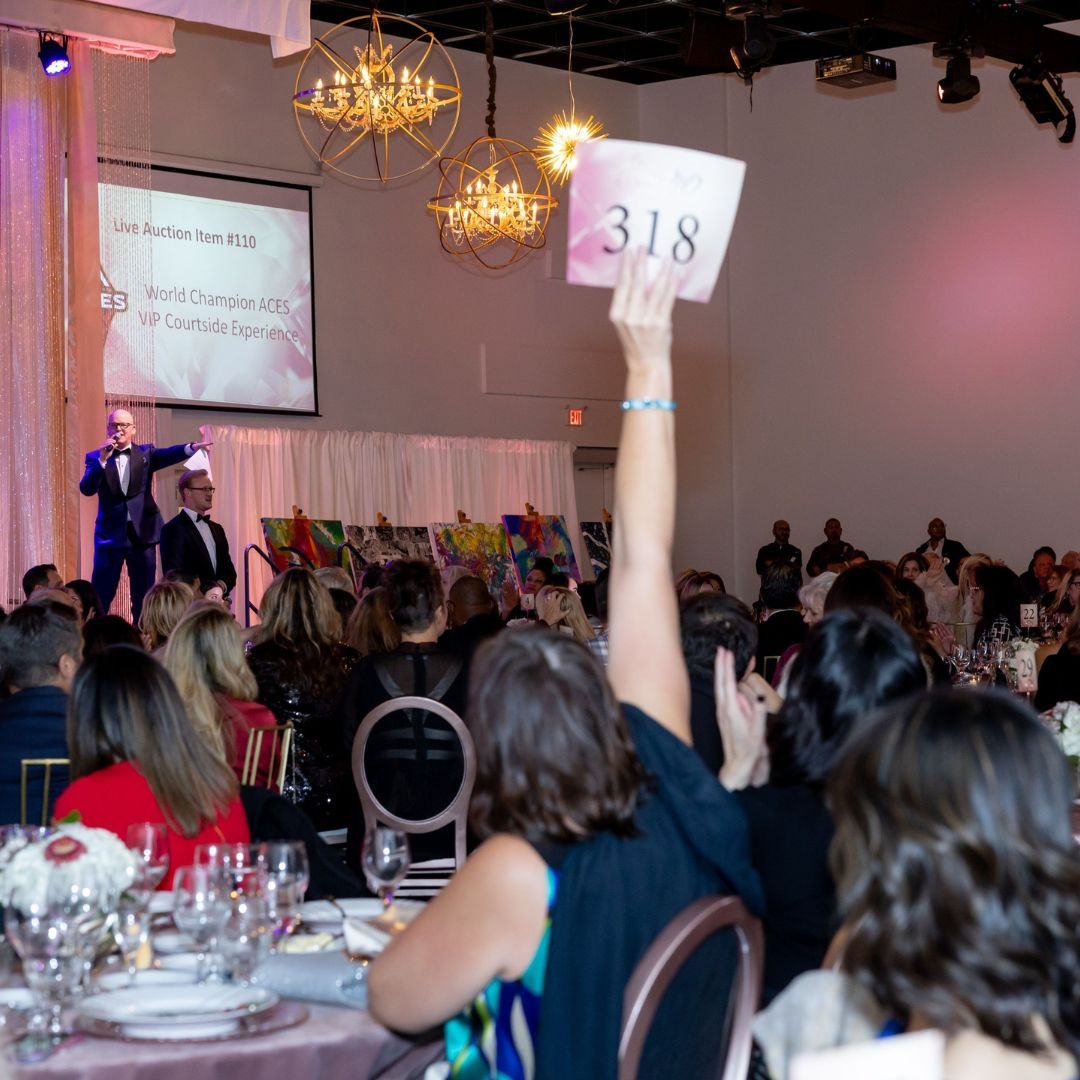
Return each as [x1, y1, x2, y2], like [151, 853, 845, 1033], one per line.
[602, 206, 700, 265]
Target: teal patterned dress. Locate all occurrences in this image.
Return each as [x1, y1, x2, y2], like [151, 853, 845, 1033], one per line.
[443, 865, 559, 1080]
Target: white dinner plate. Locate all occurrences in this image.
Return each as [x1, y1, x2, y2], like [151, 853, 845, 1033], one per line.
[77, 985, 278, 1028]
[151, 930, 196, 954]
[299, 898, 424, 932]
[156, 952, 200, 973]
[148, 891, 175, 916]
[96, 968, 195, 991]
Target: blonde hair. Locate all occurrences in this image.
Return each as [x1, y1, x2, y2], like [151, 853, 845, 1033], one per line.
[537, 586, 596, 644]
[164, 601, 257, 761]
[253, 567, 341, 652]
[140, 581, 194, 650]
[344, 586, 401, 658]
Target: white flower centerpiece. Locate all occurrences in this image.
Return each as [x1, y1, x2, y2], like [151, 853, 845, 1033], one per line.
[0, 823, 138, 914]
[1004, 637, 1040, 694]
[1048, 701, 1080, 768]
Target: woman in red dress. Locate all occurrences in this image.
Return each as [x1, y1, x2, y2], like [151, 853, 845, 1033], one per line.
[55, 646, 249, 887]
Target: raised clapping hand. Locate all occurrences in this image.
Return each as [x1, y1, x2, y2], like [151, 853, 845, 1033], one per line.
[715, 646, 769, 791]
[609, 248, 678, 376]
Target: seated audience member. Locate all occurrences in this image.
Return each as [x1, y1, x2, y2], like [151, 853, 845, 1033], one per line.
[718, 608, 927, 1007]
[806, 518, 855, 576]
[65, 579, 103, 623]
[56, 647, 249, 886]
[1034, 607, 1080, 711]
[328, 588, 358, 636]
[81, 614, 144, 658]
[772, 571, 838, 688]
[440, 575, 503, 657]
[314, 565, 354, 596]
[674, 567, 725, 603]
[338, 560, 468, 863]
[139, 580, 194, 654]
[368, 252, 763, 1080]
[27, 586, 83, 625]
[344, 586, 401, 658]
[165, 602, 278, 785]
[22, 563, 62, 599]
[756, 690, 1080, 1080]
[756, 563, 807, 680]
[536, 585, 595, 645]
[247, 568, 357, 830]
[1049, 568, 1080, 618]
[1019, 545, 1057, 604]
[915, 517, 970, 585]
[957, 552, 993, 623]
[896, 552, 928, 582]
[357, 564, 388, 599]
[501, 556, 555, 620]
[0, 605, 81, 823]
[1042, 564, 1067, 609]
[679, 591, 759, 773]
[915, 551, 959, 625]
[972, 563, 1024, 646]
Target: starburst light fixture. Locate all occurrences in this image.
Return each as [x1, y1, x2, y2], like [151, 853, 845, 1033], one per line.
[534, 16, 607, 184]
[427, 0, 557, 269]
[293, 13, 461, 182]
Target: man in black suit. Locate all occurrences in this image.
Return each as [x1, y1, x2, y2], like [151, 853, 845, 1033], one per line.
[756, 563, 807, 681]
[915, 517, 970, 585]
[160, 468, 237, 596]
[79, 409, 211, 622]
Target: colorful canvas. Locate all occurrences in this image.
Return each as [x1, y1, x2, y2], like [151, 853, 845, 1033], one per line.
[579, 521, 611, 578]
[501, 515, 582, 584]
[261, 517, 345, 573]
[344, 525, 435, 567]
[430, 523, 518, 597]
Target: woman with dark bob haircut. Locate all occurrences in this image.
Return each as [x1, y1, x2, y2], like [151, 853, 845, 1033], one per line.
[367, 252, 763, 1080]
[825, 690, 1080, 1077]
[55, 646, 249, 887]
[972, 563, 1024, 645]
[718, 608, 928, 1006]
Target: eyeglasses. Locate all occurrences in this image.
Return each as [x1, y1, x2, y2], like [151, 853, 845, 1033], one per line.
[187, 486, 216, 494]
[107, 422, 134, 431]
[1069, 581, 1080, 590]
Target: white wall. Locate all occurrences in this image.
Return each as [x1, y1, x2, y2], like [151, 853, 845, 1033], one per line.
[148, 21, 1080, 600]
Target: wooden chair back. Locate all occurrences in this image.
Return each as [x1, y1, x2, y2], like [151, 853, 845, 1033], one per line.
[240, 723, 293, 794]
[618, 895, 763, 1080]
[20, 758, 69, 826]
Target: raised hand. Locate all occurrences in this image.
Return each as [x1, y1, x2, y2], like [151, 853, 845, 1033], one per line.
[191, 425, 214, 454]
[609, 248, 678, 376]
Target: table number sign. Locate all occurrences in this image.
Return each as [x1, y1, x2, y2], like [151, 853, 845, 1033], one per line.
[1019, 603, 1039, 629]
[566, 139, 746, 303]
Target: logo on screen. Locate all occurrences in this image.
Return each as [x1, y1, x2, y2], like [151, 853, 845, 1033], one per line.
[99, 266, 128, 333]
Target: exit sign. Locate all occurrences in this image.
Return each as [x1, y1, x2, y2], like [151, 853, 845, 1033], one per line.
[567, 406, 585, 427]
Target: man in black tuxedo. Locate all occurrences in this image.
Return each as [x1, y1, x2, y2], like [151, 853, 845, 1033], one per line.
[79, 408, 210, 622]
[159, 468, 237, 596]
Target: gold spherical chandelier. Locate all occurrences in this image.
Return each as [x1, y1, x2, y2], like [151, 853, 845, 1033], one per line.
[293, 12, 462, 183]
[426, 0, 557, 270]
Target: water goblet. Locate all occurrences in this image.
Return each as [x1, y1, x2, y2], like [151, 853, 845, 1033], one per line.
[263, 874, 302, 947]
[258, 841, 310, 903]
[126, 823, 169, 890]
[220, 896, 270, 985]
[172, 866, 227, 984]
[361, 826, 411, 914]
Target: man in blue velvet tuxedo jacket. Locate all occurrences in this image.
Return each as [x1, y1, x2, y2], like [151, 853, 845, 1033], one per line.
[79, 408, 211, 622]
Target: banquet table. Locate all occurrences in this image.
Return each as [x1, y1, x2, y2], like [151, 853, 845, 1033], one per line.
[10, 1002, 434, 1080]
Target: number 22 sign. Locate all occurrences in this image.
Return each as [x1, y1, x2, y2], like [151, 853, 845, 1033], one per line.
[566, 139, 746, 304]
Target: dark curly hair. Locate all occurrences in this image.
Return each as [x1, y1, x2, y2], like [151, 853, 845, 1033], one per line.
[829, 689, 1080, 1060]
[467, 626, 647, 844]
[767, 608, 927, 788]
[679, 592, 757, 682]
[386, 560, 443, 633]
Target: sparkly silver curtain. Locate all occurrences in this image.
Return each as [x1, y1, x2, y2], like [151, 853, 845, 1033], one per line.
[0, 31, 71, 609]
[95, 48, 156, 616]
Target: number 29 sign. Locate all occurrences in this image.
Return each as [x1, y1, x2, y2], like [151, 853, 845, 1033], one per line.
[566, 139, 746, 304]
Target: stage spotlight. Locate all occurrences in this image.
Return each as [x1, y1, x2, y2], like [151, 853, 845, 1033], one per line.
[38, 33, 71, 76]
[729, 14, 775, 76]
[937, 55, 980, 103]
[1010, 62, 1076, 143]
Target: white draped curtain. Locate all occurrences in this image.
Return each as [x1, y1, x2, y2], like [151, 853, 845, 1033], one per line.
[208, 425, 582, 608]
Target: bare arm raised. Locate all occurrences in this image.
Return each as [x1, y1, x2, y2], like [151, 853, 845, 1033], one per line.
[606, 250, 690, 744]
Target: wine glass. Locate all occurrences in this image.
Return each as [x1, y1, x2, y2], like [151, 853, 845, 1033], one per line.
[952, 645, 970, 677]
[172, 866, 227, 984]
[220, 896, 270, 985]
[361, 826, 411, 915]
[126, 823, 170, 890]
[258, 842, 310, 903]
[4, 893, 81, 1047]
[113, 863, 153, 988]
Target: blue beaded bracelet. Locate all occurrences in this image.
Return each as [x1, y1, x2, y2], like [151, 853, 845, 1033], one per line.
[621, 397, 677, 411]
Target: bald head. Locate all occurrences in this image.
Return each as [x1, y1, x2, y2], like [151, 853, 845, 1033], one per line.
[447, 576, 496, 627]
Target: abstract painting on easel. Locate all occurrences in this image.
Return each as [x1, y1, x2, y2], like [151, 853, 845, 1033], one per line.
[501, 515, 581, 585]
[261, 518, 345, 573]
[429, 523, 518, 597]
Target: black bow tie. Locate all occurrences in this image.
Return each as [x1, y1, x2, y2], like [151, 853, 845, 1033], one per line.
[114, 447, 131, 456]
[197, 513, 211, 524]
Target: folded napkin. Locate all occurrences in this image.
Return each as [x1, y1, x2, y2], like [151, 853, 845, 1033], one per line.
[254, 951, 369, 1010]
[279, 932, 336, 955]
[343, 917, 392, 958]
